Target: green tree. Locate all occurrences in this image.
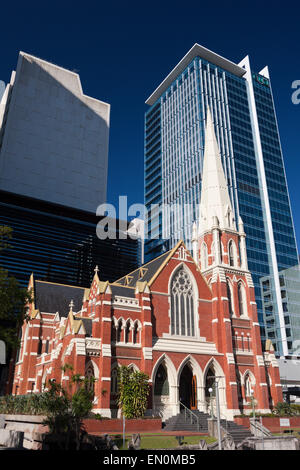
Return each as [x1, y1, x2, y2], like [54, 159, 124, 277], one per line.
[42, 365, 95, 450]
[0, 226, 33, 353]
[117, 366, 150, 419]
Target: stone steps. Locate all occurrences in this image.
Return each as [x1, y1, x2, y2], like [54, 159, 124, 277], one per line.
[163, 410, 253, 444]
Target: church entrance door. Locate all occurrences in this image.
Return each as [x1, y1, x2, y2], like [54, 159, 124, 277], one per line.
[179, 365, 196, 410]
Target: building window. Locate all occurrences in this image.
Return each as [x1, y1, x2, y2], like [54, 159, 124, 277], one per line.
[238, 282, 247, 317]
[111, 368, 118, 394]
[245, 374, 253, 397]
[154, 364, 169, 396]
[45, 340, 49, 354]
[37, 339, 43, 355]
[117, 320, 123, 342]
[228, 240, 235, 267]
[125, 321, 131, 343]
[227, 280, 234, 317]
[170, 267, 195, 336]
[201, 242, 208, 270]
[133, 322, 139, 344]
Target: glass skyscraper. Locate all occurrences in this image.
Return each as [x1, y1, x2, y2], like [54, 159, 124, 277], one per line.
[0, 189, 141, 288]
[144, 44, 299, 356]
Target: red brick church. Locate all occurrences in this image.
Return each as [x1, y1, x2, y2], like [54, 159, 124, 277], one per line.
[12, 110, 282, 421]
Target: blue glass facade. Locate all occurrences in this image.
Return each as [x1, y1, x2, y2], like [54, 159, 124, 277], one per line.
[144, 48, 299, 354]
[0, 190, 141, 288]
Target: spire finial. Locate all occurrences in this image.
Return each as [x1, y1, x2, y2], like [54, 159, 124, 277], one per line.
[69, 299, 74, 311]
[94, 265, 99, 276]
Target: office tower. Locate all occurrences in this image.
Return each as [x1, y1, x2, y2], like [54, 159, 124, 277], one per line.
[0, 190, 141, 288]
[261, 264, 300, 356]
[144, 44, 299, 356]
[0, 52, 141, 289]
[0, 52, 110, 213]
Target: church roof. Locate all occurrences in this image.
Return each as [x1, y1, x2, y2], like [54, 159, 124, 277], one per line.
[34, 280, 86, 316]
[81, 317, 92, 336]
[112, 247, 175, 291]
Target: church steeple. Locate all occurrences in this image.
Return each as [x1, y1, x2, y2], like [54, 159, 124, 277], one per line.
[199, 107, 236, 234]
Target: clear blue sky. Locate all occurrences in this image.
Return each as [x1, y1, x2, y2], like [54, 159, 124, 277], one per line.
[0, 0, 300, 251]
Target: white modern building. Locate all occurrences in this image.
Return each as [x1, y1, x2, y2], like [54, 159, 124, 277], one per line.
[0, 52, 110, 213]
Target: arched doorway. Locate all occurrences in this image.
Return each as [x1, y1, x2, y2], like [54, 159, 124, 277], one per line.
[179, 364, 197, 410]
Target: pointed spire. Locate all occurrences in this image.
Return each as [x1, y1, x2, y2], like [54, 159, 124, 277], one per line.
[199, 107, 236, 232]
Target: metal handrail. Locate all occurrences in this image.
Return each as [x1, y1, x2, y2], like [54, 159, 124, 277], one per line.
[179, 401, 201, 431]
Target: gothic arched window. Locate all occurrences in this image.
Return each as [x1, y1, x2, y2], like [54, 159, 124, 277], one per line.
[245, 374, 253, 397]
[201, 242, 208, 270]
[226, 280, 234, 317]
[85, 362, 95, 398]
[133, 322, 139, 344]
[117, 319, 123, 342]
[125, 321, 131, 343]
[170, 268, 195, 337]
[111, 368, 118, 394]
[238, 282, 247, 317]
[154, 364, 169, 396]
[228, 241, 235, 267]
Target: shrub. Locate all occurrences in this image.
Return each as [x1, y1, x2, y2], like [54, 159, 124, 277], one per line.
[0, 393, 46, 415]
[117, 366, 150, 419]
[273, 402, 297, 417]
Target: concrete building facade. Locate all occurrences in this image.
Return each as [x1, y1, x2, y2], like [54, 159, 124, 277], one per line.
[0, 52, 110, 213]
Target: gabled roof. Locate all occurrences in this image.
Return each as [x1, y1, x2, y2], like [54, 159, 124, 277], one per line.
[112, 241, 187, 295]
[34, 280, 86, 316]
[81, 318, 92, 337]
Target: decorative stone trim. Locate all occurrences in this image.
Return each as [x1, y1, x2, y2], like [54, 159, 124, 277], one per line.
[74, 338, 86, 356]
[113, 296, 139, 308]
[143, 347, 153, 360]
[256, 355, 265, 366]
[85, 338, 101, 356]
[153, 337, 219, 355]
[102, 344, 111, 357]
[226, 353, 235, 364]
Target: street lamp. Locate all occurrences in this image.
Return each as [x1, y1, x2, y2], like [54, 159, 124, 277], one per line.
[250, 389, 256, 421]
[208, 376, 222, 450]
[208, 387, 214, 418]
